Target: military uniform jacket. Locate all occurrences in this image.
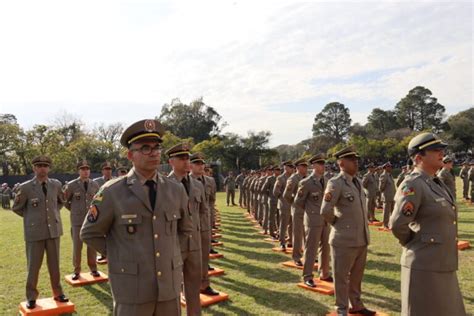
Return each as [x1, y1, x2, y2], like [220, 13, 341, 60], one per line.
[320, 172, 370, 247]
[274, 173, 291, 209]
[224, 176, 236, 191]
[64, 178, 99, 226]
[437, 168, 456, 199]
[459, 167, 468, 180]
[262, 175, 277, 202]
[379, 171, 396, 202]
[12, 177, 64, 242]
[295, 172, 326, 227]
[469, 168, 474, 184]
[283, 173, 304, 205]
[258, 176, 269, 202]
[190, 175, 211, 232]
[390, 168, 458, 272]
[396, 171, 407, 187]
[2, 187, 12, 198]
[80, 169, 194, 304]
[93, 176, 114, 188]
[235, 174, 244, 188]
[362, 172, 377, 198]
[206, 175, 217, 206]
[168, 172, 202, 252]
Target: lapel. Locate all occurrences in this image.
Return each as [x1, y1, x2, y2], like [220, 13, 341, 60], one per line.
[126, 169, 153, 212]
[419, 170, 455, 207]
[32, 177, 45, 200]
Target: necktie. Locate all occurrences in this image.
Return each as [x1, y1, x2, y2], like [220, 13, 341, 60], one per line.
[84, 181, 88, 192]
[433, 177, 442, 187]
[145, 180, 156, 208]
[320, 177, 325, 188]
[42, 182, 47, 196]
[181, 177, 190, 196]
[353, 178, 361, 193]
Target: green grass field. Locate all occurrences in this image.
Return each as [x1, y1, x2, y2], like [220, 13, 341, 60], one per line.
[0, 179, 473, 315]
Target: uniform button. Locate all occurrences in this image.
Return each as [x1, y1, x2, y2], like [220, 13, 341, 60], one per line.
[452, 206, 456, 210]
[154, 234, 158, 239]
[121, 268, 124, 273]
[430, 238, 434, 242]
[157, 271, 162, 277]
[453, 221, 457, 225]
[48, 224, 51, 227]
[153, 216, 157, 220]
[190, 234, 192, 238]
[128, 219, 132, 223]
[173, 214, 176, 218]
[156, 252, 160, 257]
[46, 200, 48, 203]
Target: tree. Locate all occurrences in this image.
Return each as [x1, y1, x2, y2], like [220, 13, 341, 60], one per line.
[367, 108, 400, 137]
[395, 86, 445, 132]
[159, 97, 226, 143]
[444, 107, 474, 153]
[312, 102, 351, 142]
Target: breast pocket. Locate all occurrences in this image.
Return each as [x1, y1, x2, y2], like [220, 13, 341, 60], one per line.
[118, 215, 143, 239]
[343, 191, 355, 203]
[165, 210, 181, 236]
[73, 191, 81, 200]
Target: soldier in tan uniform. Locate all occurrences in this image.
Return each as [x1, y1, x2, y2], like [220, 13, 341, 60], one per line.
[224, 172, 237, 206]
[166, 143, 205, 316]
[361, 163, 378, 222]
[321, 146, 374, 316]
[294, 154, 332, 287]
[283, 158, 308, 266]
[204, 165, 217, 230]
[13, 156, 69, 309]
[374, 167, 383, 208]
[262, 166, 281, 238]
[189, 152, 220, 298]
[274, 161, 294, 250]
[64, 160, 100, 279]
[459, 161, 470, 200]
[81, 119, 194, 316]
[437, 156, 456, 199]
[235, 171, 245, 207]
[93, 161, 115, 187]
[390, 132, 465, 316]
[260, 167, 273, 234]
[379, 162, 396, 229]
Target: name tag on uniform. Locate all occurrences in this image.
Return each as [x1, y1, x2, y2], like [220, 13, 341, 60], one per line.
[344, 192, 354, 202]
[31, 198, 39, 207]
[435, 198, 445, 202]
[74, 192, 81, 200]
[121, 214, 138, 219]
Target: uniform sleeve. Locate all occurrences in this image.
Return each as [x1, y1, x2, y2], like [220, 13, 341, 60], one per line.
[80, 187, 114, 255]
[320, 179, 341, 224]
[294, 181, 308, 209]
[379, 174, 387, 192]
[362, 174, 369, 188]
[273, 178, 282, 198]
[55, 181, 64, 210]
[63, 183, 73, 211]
[389, 179, 422, 245]
[282, 178, 294, 203]
[12, 185, 27, 217]
[178, 185, 194, 235]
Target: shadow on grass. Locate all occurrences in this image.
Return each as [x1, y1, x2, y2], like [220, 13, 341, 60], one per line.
[363, 291, 401, 313]
[82, 282, 113, 309]
[366, 259, 400, 272]
[222, 244, 288, 263]
[363, 272, 399, 291]
[210, 276, 329, 315]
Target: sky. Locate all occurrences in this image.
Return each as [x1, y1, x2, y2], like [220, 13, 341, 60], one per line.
[0, 0, 472, 147]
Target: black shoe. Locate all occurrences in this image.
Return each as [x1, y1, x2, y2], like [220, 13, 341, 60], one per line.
[294, 260, 303, 267]
[320, 276, 334, 282]
[26, 300, 36, 309]
[71, 273, 80, 280]
[97, 255, 107, 261]
[210, 248, 219, 254]
[208, 265, 215, 271]
[304, 279, 316, 288]
[280, 244, 286, 251]
[54, 294, 69, 303]
[349, 308, 376, 315]
[287, 243, 293, 248]
[200, 286, 219, 296]
[211, 239, 218, 243]
[91, 271, 100, 277]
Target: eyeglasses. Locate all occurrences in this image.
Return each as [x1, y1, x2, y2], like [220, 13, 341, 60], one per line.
[35, 164, 50, 168]
[131, 144, 162, 155]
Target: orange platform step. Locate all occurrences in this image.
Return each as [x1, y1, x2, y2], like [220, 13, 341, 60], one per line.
[212, 241, 223, 247]
[253, 224, 261, 229]
[212, 228, 221, 233]
[212, 234, 222, 239]
[264, 237, 279, 243]
[258, 231, 268, 235]
[282, 260, 318, 270]
[208, 268, 225, 277]
[327, 312, 389, 316]
[377, 227, 391, 232]
[181, 292, 229, 308]
[272, 247, 293, 254]
[209, 253, 224, 260]
[298, 279, 334, 295]
[368, 221, 383, 226]
[64, 272, 108, 287]
[458, 240, 471, 250]
[19, 297, 75, 316]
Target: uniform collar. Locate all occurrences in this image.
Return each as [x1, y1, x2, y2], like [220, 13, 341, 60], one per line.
[133, 167, 157, 185]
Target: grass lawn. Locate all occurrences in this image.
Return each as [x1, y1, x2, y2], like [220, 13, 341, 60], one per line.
[0, 179, 472, 315]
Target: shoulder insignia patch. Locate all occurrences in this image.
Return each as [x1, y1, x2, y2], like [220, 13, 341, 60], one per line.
[87, 205, 99, 223]
[401, 185, 415, 196]
[324, 192, 332, 202]
[402, 202, 414, 216]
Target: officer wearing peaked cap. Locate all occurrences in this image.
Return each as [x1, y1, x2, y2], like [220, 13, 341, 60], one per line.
[13, 155, 69, 309]
[294, 154, 332, 287]
[283, 158, 308, 266]
[459, 160, 470, 200]
[274, 160, 295, 250]
[64, 159, 100, 280]
[166, 143, 208, 316]
[437, 156, 456, 200]
[379, 162, 395, 229]
[81, 119, 194, 316]
[390, 132, 465, 316]
[362, 163, 377, 222]
[94, 161, 115, 188]
[320, 146, 374, 316]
